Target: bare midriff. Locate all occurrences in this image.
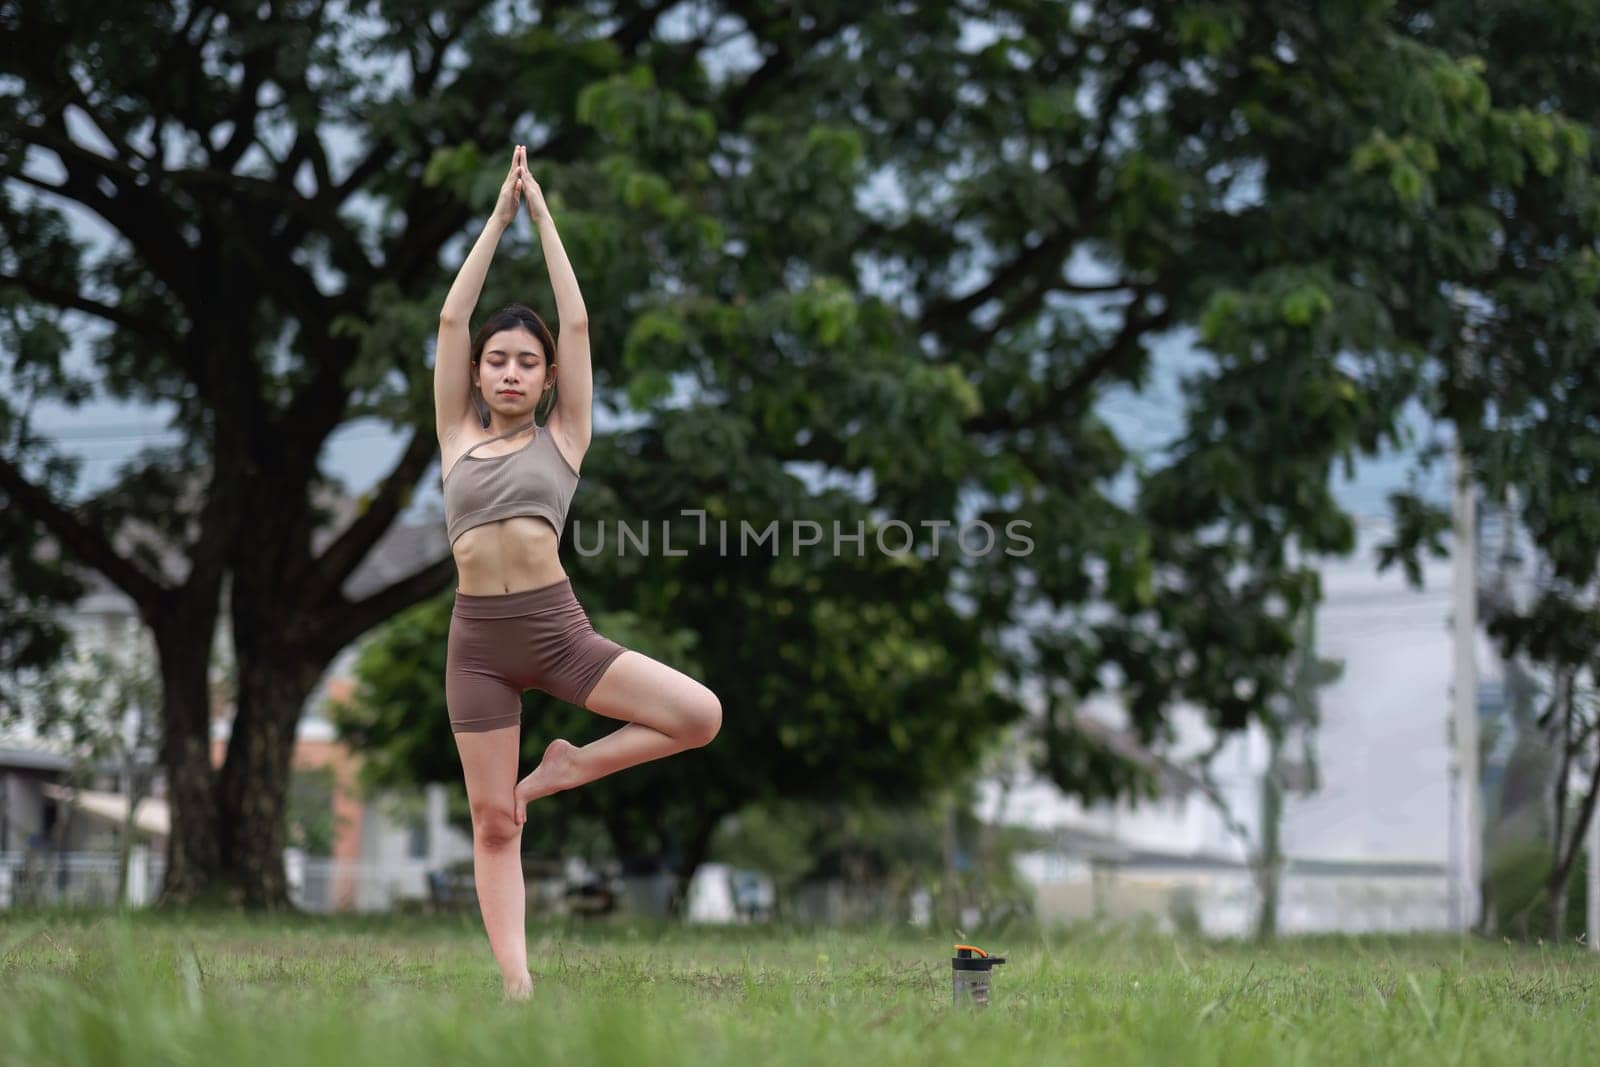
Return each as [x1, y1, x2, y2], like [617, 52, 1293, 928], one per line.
[452, 516, 567, 595]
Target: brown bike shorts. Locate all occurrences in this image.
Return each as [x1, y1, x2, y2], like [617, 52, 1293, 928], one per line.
[445, 577, 629, 734]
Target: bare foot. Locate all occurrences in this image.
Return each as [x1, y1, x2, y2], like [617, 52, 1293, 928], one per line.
[513, 738, 583, 824]
[502, 970, 534, 1002]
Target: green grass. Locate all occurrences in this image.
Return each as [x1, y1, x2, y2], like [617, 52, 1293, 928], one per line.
[1, 908, 1596, 1065]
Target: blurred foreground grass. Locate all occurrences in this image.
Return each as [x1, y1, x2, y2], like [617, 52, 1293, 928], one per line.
[1, 908, 1596, 1066]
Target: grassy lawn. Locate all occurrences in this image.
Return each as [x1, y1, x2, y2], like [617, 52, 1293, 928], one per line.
[1, 909, 1596, 1066]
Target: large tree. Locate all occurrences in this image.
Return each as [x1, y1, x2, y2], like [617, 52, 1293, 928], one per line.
[2, 0, 680, 906]
[1, 1, 1585, 909]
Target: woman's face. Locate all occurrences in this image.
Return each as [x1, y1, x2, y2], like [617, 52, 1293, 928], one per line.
[475, 327, 551, 419]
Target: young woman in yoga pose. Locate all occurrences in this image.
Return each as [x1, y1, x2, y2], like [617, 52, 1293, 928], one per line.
[434, 144, 722, 1000]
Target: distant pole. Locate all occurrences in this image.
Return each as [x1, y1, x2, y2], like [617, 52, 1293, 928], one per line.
[1588, 799, 1599, 952]
[1449, 432, 1481, 933]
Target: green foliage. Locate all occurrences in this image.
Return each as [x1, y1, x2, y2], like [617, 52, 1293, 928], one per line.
[1, 624, 162, 764]
[1485, 837, 1589, 942]
[578, 66, 717, 162]
[285, 767, 342, 858]
[711, 798, 949, 887]
[9, 1, 1600, 906]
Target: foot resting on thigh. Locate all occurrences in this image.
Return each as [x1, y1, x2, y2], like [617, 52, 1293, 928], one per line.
[513, 738, 583, 823]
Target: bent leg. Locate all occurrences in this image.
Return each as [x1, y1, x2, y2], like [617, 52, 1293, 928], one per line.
[513, 650, 721, 822]
[453, 723, 532, 997]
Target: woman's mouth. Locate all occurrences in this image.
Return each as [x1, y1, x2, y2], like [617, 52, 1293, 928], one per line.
[498, 390, 523, 397]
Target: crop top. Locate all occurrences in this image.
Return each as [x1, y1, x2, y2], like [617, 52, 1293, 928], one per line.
[442, 419, 581, 545]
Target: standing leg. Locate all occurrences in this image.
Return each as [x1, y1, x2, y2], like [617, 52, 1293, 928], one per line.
[454, 723, 533, 999]
[513, 650, 721, 824]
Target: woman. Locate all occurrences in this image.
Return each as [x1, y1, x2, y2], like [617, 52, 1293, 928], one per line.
[434, 144, 723, 1001]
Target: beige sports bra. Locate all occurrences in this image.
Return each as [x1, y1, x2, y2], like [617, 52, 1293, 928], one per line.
[442, 419, 580, 545]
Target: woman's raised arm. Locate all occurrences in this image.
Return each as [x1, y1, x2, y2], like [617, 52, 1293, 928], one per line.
[518, 146, 592, 449]
[434, 147, 523, 438]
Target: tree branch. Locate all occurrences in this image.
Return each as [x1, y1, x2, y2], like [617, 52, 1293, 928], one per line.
[322, 553, 458, 654]
[1556, 744, 1600, 880]
[920, 229, 1076, 336]
[1552, 668, 1575, 865]
[169, 167, 373, 300]
[918, 17, 1174, 337]
[13, 116, 205, 314]
[326, 2, 476, 205]
[962, 283, 1177, 434]
[304, 426, 438, 609]
[0, 272, 177, 345]
[719, 6, 851, 130]
[211, 47, 271, 172]
[280, 124, 334, 200]
[0, 452, 170, 610]
[3, 174, 220, 406]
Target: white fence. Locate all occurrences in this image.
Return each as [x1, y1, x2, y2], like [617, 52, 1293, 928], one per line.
[0, 848, 434, 913]
[1178, 871, 1454, 936]
[0, 848, 166, 909]
[283, 850, 443, 912]
[2, 848, 1475, 938]
[1019, 852, 1457, 936]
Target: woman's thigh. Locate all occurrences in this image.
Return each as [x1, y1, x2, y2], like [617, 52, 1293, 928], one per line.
[581, 649, 720, 740]
[453, 723, 521, 828]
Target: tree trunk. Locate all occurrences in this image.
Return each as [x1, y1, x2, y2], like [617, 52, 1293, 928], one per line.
[151, 613, 223, 907]
[1546, 871, 1570, 941]
[207, 473, 326, 910]
[216, 651, 324, 909]
[1544, 758, 1600, 942]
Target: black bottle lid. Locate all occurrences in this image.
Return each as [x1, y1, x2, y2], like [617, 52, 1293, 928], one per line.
[952, 944, 1006, 970]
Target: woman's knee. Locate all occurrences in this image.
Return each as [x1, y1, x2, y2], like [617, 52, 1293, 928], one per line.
[470, 799, 521, 849]
[681, 685, 722, 747]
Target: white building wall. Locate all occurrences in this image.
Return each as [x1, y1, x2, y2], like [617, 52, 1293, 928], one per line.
[988, 518, 1463, 936]
[1279, 525, 1460, 862]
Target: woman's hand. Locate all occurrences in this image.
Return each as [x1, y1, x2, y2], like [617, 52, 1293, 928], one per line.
[491, 145, 523, 229]
[516, 144, 551, 226]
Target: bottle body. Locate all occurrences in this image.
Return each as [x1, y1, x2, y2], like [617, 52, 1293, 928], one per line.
[951, 967, 992, 1008]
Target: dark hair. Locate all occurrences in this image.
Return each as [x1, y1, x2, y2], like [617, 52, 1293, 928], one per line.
[469, 304, 559, 426]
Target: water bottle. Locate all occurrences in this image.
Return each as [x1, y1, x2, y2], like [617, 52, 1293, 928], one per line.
[951, 943, 1006, 1008]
